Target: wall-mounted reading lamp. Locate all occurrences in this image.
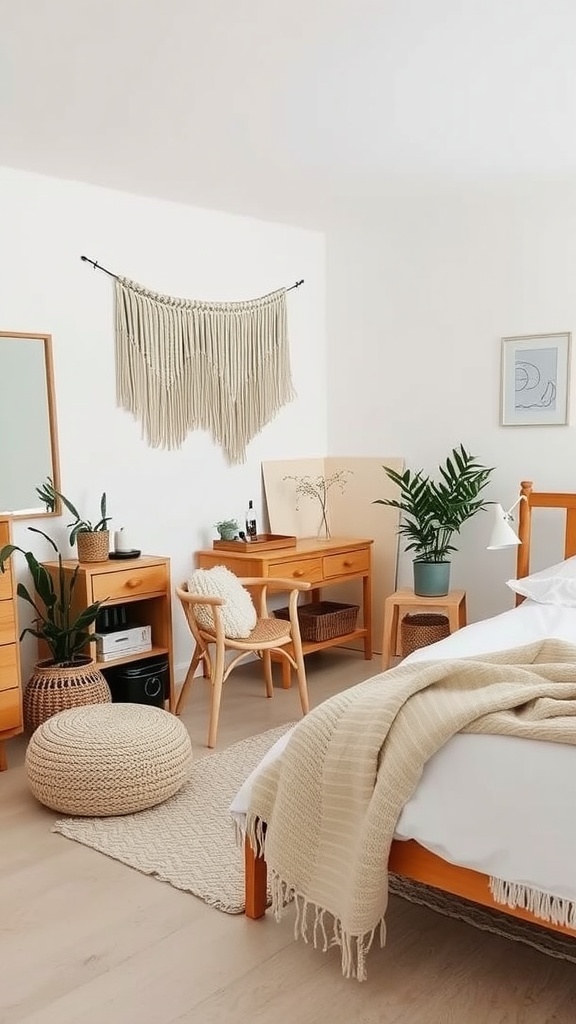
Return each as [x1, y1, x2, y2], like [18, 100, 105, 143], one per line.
[487, 495, 527, 550]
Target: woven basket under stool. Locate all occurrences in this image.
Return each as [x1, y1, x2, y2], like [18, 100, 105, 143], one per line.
[400, 613, 450, 658]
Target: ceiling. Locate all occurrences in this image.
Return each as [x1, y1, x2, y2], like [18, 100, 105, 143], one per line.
[3, 0, 576, 227]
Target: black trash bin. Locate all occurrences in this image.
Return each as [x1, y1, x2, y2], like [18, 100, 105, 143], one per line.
[106, 656, 169, 709]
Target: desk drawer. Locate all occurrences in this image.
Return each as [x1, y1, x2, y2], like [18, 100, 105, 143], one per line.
[92, 564, 168, 603]
[0, 644, 19, 692]
[0, 686, 22, 732]
[0, 601, 15, 645]
[267, 557, 324, 585]
[323, 548, 370, 579]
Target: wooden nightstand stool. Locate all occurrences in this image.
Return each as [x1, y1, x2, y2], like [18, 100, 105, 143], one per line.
[381, 588, 467, 670]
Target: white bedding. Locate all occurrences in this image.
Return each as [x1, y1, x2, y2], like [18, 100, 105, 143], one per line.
[231, 599, 576, 903]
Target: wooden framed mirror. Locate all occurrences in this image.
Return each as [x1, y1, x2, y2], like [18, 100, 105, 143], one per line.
[0, 331, 61, 518]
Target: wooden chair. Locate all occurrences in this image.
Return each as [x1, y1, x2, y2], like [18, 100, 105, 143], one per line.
[175, 577, 311, 748]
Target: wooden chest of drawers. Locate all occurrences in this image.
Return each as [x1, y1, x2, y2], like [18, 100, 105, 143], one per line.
[0, 517, 23, 770]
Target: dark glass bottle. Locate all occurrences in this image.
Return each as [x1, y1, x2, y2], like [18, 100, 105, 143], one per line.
[245, 500, 257, 540]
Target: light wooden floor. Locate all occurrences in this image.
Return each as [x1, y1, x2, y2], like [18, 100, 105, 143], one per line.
[3, 650, 576, 1024]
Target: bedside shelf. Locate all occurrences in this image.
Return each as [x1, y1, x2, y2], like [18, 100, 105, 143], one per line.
[41, 556, 175, 711]
[95, 644, 170, 671]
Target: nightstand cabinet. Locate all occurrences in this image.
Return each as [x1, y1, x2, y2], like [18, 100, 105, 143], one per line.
[41, 556, 175, 712]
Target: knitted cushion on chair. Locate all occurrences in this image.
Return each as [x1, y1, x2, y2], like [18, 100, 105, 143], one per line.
[187, 565, 257, 638]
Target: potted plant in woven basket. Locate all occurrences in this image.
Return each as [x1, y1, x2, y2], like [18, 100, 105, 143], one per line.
[37, 481, 111, 562]
[374, 445, 493, 597]
[0, 527, 111, 732]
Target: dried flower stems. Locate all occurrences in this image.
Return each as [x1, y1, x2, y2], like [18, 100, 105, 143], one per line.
[284, 470, 353, 539]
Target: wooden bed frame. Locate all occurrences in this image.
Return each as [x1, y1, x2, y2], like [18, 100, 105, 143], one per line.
[244, 480, 576, 938]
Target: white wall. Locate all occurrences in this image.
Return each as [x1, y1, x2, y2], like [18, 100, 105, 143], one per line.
[327, 182, 576, 624]
[0, 166, 327, 677]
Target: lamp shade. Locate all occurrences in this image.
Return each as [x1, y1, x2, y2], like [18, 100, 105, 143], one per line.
[487, 503, 521, 550]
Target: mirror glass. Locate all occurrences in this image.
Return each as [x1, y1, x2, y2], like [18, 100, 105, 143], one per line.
[0, 332, 61, 518]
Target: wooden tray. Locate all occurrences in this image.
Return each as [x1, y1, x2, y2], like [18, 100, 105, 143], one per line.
[213, 533, 297, 552]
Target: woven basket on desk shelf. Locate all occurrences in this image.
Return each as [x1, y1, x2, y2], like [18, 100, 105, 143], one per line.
[400, 613, 450, 658]
[274, 601, 359, 643]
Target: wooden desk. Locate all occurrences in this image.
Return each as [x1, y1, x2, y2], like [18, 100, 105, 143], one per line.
[196, 537, 373, 686]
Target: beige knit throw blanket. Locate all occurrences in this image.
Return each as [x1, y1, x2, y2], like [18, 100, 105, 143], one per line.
[246, 638, 576, 980]
[115, 277, 295, 463]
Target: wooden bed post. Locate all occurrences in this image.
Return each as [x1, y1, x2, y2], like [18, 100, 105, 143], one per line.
[244, 837, 267, 919]
[515, 480, 533, 597]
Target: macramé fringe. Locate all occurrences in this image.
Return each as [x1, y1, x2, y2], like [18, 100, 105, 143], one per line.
[115, 276, 295, 463]
[490, 877, 576, 929]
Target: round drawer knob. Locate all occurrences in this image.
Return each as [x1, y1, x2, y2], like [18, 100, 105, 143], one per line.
[343, 560, 353, 567]
[126, 578, 141, 589]
[294, 569, 305, 577]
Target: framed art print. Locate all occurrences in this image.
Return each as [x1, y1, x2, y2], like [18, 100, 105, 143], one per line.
[501, 332, 571, 426]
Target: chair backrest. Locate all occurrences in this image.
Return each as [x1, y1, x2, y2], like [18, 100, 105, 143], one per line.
[183, 569, 259, 639]
[176, 583, 211, 644]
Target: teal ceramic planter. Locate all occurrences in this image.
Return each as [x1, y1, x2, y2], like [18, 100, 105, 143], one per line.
[413, 561, 451, 597]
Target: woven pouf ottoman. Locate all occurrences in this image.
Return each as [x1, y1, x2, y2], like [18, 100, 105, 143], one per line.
[25, 703, 193, 816]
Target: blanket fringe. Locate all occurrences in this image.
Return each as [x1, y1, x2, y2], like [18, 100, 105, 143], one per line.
[244, 812, 267, 858]
[268, 869, 383, 982]
[232, 816, 245, 850]
[490, 877, 576, 929]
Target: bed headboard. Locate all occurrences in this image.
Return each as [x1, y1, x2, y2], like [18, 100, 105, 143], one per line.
[517, 480, 576, 584]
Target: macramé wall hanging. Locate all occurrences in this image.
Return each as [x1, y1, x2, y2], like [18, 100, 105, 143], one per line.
[81, 256, 304, 464]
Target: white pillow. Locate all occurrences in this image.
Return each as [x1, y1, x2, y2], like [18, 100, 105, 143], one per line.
[187, 565, 257, 638]
[506, 555, 576, 606]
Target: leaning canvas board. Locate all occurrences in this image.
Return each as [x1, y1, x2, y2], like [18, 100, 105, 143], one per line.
[262, 457, 404, 655]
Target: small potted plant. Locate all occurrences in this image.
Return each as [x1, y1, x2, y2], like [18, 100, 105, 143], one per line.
[0, 527, 111, 731]
[37, 481, 112, 563]
[374, 445, 493, 597]
[215, 519, 240, 541]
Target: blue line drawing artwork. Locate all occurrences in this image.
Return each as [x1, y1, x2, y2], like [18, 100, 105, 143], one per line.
[514, 347, 557, 411]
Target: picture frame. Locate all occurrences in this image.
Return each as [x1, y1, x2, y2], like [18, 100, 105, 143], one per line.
[501, 332, 571, 426]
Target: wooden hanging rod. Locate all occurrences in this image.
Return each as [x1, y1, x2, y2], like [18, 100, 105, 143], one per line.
[80, 256, 304, 292]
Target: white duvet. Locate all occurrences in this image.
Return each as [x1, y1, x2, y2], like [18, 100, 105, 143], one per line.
[231, 599, 576, 903]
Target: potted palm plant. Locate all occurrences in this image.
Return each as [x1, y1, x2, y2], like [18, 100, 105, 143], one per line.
[0, 527, 111, 731]
[374, 445, 494, 597]
[37, 480, 112, 562]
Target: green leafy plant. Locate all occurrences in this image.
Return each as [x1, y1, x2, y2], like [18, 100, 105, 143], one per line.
[374, 445, 494, 563]
[37, 480, 111, 544]
[215, 519, 239, 539]
[0, 528, 104, 665]
[35, 477, 57, 513]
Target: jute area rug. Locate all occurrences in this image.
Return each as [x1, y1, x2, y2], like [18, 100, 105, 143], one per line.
[52, 723, 576, 962]
[52, 723, 293, 915]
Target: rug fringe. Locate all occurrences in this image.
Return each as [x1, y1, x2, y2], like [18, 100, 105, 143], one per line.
[490, 877, 576, 929]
